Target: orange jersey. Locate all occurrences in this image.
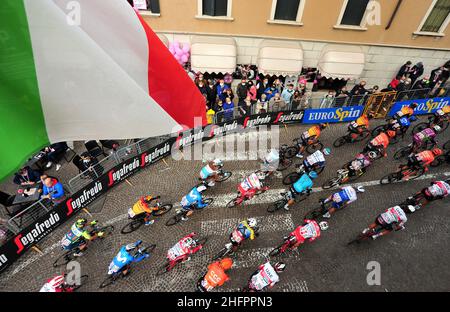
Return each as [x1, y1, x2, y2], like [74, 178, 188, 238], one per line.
[400, 106, 414, 116]
[443, 105, 450, 114]
[371, 133, 390, 149]
[308, 126, 321, 138]
[202, 262, 229, 290]
[416, 151, 435, 166]
[355, 115, 369, 128]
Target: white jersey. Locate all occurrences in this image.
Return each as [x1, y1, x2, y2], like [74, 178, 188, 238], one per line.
[379, 206, 407, 225]
[427, 181, 450, 197]
[332, 186, 357, 204]
[250, 262, 280, 291]
[167, 240, 189, 260]
[200, 164, 216, 180]
[239, 173, 261, 191]
[305, 150, 325, 166]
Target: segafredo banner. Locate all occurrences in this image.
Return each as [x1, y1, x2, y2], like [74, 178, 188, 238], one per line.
[302, 106, 364, 124]
[388, 97, 450, 117]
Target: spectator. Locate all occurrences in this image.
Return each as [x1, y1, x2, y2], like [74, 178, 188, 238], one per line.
[236, 78, 248, 101]
[413, 76, 431, 90]
[397, 77, 412, 92]
[224, 88, 234, 102]
[335, 86, 350, 97]
[13, 166, 40, 186]
[223, 97, 235, 121]
[388, 75, 402, 90]
[207, 79, 217, 104]
[351, 81, 368, 95]
[268, 93, 286, 112]
[42, 142, 68, 171]
[397, 61, 412, 77]
[216, 79, 230, 102]
[214, 100, 224, 123]
[298, 84, 307, 96]
[196, 77, 209, 97]
[256, 94, 268, 114]
[247, 80, 257, 104]
[298, 75, 308, 86]
[256, 77, 269, 100]
[321, 90, 335, 108]
[281, 84, 295, 107]
[239, 96, 252, 116]
[409, 62, 424, 85]
[369, 85, 380, 94]
[80, 152, 103, 179]
[41, 177, 65, 205]
[264, 84, 277, 101]
[206, 107, 215, 125]
[273, 78, 284, 94]
[430, 64, 450, 89]
[291, 90, 303, 110]
[300, 91, 312, 110]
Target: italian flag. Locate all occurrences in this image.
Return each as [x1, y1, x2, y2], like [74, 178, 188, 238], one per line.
[0, 0, 206, 181]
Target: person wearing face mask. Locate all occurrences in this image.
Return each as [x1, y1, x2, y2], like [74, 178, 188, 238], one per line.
[281, 84, 295, 107]
[256, 77, 269, 100]
[216, 79, 230, 102]
[236, 78, 248, 101]
[223, 97, 235, 121]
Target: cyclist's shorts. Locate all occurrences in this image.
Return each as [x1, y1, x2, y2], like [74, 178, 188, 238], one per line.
[375, 217, 393, 230]
[331, 201, 344, 209]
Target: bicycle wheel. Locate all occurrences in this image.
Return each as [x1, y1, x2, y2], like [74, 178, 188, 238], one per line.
[99, 274, 120, 289]
[407, 167, 425, 180]
[285, 146, 299, 159]
[68, 275, 89, 291]
[217, 171, 232, 182]
[304, 207, 324, 220]
[322, 177, 340, 189]
[277, 158, 293, 171]
[267, 199, 287, 213]
[393, 147, 411, 160]
[212, 247, 232, 261]
[226, 198, 241, 209]
[165, 212, 184, 226]
[141, 244, 156, 254]
[53, 251, 74, 268]
[195, 236, 208, 246]
[412, 122, 429, 135]
[354, 130, 371, 142]
[282, 172, 300, 185]
[98, 225, 114, 238]
[380, 173, 398, 185]
[333, 136, 347, 148]
[306, 142, 323, 154]
[371, 125, 385, 138]
[269, 242, 288, 257]
[152, 204, 173, 216]
[121, 218, 144, 234]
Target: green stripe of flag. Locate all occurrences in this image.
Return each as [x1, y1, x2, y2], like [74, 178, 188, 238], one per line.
[0, 0, 49, 182]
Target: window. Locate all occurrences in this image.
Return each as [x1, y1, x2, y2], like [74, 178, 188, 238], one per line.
[196, 0, 233, 20]
[417, 0, 450, 35]
[336, 0, 370, 28]
[268, 0, 306, 25]
[127, 0, 160, 15]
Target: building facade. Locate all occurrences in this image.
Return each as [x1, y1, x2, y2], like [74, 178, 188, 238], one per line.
[135, 0, 450, 88]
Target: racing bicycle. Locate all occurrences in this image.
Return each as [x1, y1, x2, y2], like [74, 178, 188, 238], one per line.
[412, 115, 449, 135]
[269, 236, 297, 257]
[333, 128, 370, 148]
[303, 199, 332, 220]
[379, 166, 425, 185]
[156, 236, 207, 275]
[199, 168, 232, 189]
[121, 202, 173, 234]
[211, 227, 260, 261]
[99, 243, 156, 288]
[393, 141, 436, 160]
[226, 187, 269, 209]
[284, 137, 324, 159]
[282, 164, 324, 185]
[53, 222, 114, 267]
[322, 167, 364, 189]
[165, 198, 214, 226]
[267, 189, 310, 213]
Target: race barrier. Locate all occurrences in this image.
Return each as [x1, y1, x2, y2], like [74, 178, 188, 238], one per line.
[388, 96, 450, 117]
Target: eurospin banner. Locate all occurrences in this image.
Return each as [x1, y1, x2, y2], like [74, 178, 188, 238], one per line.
[302, 106, 364, 124]
[388, 97, 450, 117]
[0, 110, 304, 274]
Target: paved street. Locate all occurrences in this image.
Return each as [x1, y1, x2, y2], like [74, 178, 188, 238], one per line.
[0, 118, 449, 292]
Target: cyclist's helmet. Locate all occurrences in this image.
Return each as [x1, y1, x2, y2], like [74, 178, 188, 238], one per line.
[213, 159, 223, 167]
[433, 125, 442, 133]
[409, 103, 418, 109]
[196, 185, 207, 193]
[323, 148, 331, 156]
[125, 240, 142, 251]
[319, 123, 328, 130]
[387, 130, 396, 138]
[308, 171, 318, 179]
[247, 218, 258, 228]
[254, 172, 266, 184]
[76, 218, 87, 228]
[436, 109, 445, 116]
[319, 221, 329, 231]
[432, 148, 443, 157]
[184, 237, 197, 249]
[406, 205, 416, 213]
[274, 262, 286, 273]
[219, 258, 233, 270]
[368, 151, 378, 160]
[356, 186, 365, 193]
[48, 275, 65, 289]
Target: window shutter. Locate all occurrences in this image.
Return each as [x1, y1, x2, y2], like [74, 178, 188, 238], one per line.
[341, 0, 370, 26]
[421, 0, 450, 33]
[274, 0, 301, 21]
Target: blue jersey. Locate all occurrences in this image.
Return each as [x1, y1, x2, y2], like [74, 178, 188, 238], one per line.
[181, 187, 206, 209]
[293, 173, 313, 194]
[237, 223, 252, 240]
[107, 246, 146, 275]
[399, 117, 410, 127]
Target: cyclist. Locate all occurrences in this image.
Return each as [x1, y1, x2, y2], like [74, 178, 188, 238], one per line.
[40, 275, 67, 292]
[261, 149, 280, 173]
[347, 113, 373, 141]
[362, 205, 414, 240]
[282, 171, 318, 210]
[200, 159, 223, 187]
[60, 218, 103, 257]
[128, 195, 161, 226]
[180, 185, 208, 221]
[393, 103, 417, 120]
[301, 148, 331, 173]
[246, 262, 286, 292]
[412, 126, 440, 152]
[364, 130, 396, 157]
[346, 152, 377, 177]
[321, 186, 365, 218]
[107, 240, 149, 277]
[167, 232, 203, 263]
[237, 172, 269, 202]
[296, 123, 328, 158]
[197, 258, 233, 292]
[403, 148, 443, 173]
[225, 218, 259, 253]
[287, 220, 329, 249]
[430, 108, 449, 126]
[411, 180, 450, 204]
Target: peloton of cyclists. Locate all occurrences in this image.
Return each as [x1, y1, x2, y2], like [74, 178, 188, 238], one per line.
[128, 195, 161, 226]
[321, 186, 365, 218]
[296, 123, 328, 158]
[200, 159, 224, 187]
[60, 218, 103, 257]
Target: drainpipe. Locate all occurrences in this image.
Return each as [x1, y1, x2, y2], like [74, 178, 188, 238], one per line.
[385, 0, 403, 30]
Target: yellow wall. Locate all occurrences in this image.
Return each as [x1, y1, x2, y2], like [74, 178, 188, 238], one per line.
[143, 0, 450, 50]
